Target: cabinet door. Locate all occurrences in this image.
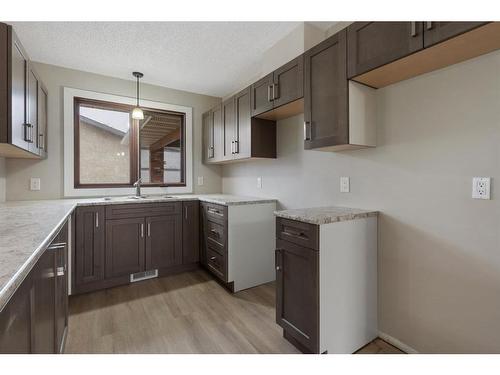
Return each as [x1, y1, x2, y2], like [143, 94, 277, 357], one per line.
[304, 30, 348, 150]
[75, 206, 105, 288]
[32, 248, 56, 354]
[234, 86, 251, 159]
[10, 29, 30, 151]
[182, 201, 200, 264]
[202, 110, 214, 162]
[251, 73, 273, 116]
[212, 104, 223, 162]
[272, 56, 304, 108]
[52, 225, 68, 354]
[145, 215, 182, 270]
[106, 217, 145, 278]
[37, 84, 48, 158]
[0, 274, 32, 353]
[27, 66, 39, 155]
[276, 239, 319, 353]
[347, 22, 423, 78]
[423, 22, 487, 48]
[222, 97, 235, 161]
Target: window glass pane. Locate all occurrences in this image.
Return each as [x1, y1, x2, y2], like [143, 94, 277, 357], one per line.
[139, 110, 183, 185]
[78, 105, 131, 184]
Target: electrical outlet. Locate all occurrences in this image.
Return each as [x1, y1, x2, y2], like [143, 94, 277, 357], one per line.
[197, 176, 204, 186]
[472, 177, 491, 199]
[340, 177, 350, 193]
[30, 178, 41, 191]
[257, 177, 262, 189]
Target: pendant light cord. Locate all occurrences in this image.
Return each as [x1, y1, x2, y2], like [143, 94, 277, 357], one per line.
[136, 76, 140, 107]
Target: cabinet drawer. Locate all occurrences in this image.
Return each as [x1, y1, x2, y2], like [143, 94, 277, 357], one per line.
[276, 218, 319, 251]
[201, 202, 227, 223]
[206, 220, 226, 249]
[206, 245, 227, 281]
[105, 202, 181, 219]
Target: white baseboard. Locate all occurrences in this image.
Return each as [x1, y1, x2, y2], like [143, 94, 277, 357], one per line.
[378, 331, 419, 354]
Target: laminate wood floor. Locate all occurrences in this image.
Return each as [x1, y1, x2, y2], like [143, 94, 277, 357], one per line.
[64, 269, 403, 354]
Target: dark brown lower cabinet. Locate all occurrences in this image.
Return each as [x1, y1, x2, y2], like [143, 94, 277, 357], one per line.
[0, 220, 69, 354]
[0, 274, 33, 353]
[182, 201, 200, 264]
[74, 206, 105, 293]
[146, 215, 182, 270]
[106, 217, 145, 278]
[276, 238, 319, 354]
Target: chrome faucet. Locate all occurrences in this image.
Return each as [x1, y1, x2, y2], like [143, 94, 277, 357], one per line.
[133, 178, 142, 197]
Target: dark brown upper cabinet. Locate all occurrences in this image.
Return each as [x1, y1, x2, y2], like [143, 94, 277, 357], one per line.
[203, 103, 223, 164]
[203, 87, 276, 164]
[37, 84, 48, 158]
[0, 23, 47, 158]
[222, 97, 235, 161]
[145, 215, 182, 270]
[202, 110, 214, 163]
[250, 73, 274, 117]
[423, 22, 487, 47]
[350, 22, 499, 88]
[347, 22, 424, 79]
[304, 30, 349, 150]
[182, 201, 200, 264]
[74, 206, 105, 294]
[251, 56, 304, 120]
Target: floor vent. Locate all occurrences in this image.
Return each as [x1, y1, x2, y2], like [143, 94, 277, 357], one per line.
[130, 269, 158, 283]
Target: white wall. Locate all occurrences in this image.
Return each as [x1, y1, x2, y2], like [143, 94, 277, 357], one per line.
[222, 51, 500, 353]
[0, 157, 5, 202]
[5, 62, 222, 200]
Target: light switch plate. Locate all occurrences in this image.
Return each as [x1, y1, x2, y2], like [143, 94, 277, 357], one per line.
[340, 177, 350, 193]
[472, 177, 491, 199]
[30, 178, 41, 191]
[197, 176, 204, 186]
[257, 177, 262, 189]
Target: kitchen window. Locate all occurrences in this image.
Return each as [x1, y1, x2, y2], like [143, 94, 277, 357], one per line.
[74, 97, 185, 188]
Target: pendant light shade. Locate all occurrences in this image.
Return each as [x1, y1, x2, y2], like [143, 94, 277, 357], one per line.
[132, 71, 144, 120]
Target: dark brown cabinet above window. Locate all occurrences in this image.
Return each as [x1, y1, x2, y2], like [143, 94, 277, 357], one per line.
[0, 23, 48, 159]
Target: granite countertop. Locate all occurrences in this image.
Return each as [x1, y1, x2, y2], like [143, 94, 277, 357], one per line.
[0, 193, 277, 310]
[274, 206, 378, 225]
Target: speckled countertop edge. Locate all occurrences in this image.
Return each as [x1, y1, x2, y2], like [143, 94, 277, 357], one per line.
[0, 194, 277, 310]
[274, 206, 379, 225]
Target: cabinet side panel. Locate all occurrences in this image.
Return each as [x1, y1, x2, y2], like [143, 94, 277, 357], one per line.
[227, 202, 276, 291]
[319, 217, 378, 353]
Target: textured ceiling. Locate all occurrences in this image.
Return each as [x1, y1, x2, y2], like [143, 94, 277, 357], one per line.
[10, 22, 307, 97]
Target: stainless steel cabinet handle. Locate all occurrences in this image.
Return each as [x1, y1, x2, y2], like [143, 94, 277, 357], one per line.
[276, 266, 281, 271]
[210, 256, 216, 261]
[39, 133, 44, 150]
[231, 141, 234, 154]
[47, 243, 66, 250]
[141, 223, 144, 238]
[210, 228, 219, 237]
[234, 140, 239, 154]
[208, 208, 223, 216]
[95, 212, 99, 228]
[273, 84, 279, 100]
[147, 222, 151, 237]
[426, 21, 432, 30]
[56, 266, 65, 277]
[410, 22, 417, 37]
[268, 85, 273, 102]
[304, 121, 311, 141]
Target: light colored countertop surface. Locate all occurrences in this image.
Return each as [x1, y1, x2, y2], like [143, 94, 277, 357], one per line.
[274, 206, 378, 225]
[0, 194, 276, 311]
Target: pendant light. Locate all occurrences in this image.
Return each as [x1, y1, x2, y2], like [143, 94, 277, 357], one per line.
[131, 71, 144, 120]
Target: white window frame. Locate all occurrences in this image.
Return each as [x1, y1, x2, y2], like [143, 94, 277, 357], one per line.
[63, 87, 193, 197]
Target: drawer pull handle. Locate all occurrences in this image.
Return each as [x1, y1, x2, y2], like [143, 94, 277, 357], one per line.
[276, 266, 281, 271]
[210, 256, 216, 261]
[208, 208, 223, 216]
[283, 229, 306, 239]
[210, 229, 220, 237]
